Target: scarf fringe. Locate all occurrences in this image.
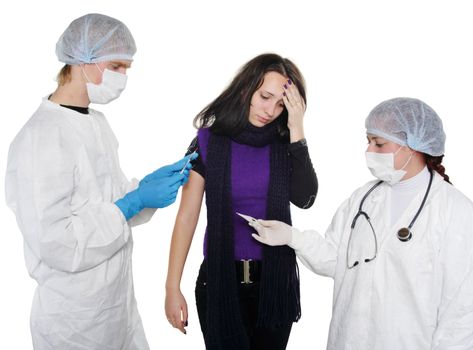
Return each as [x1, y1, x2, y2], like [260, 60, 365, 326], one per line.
[257, 247, 301, 328]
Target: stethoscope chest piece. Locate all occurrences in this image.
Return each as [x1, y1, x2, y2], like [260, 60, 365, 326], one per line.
[397, 227, 412, 242]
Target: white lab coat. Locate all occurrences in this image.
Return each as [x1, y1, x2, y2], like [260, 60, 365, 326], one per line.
[5, 99, 155, 350]
[291, 173, 473, 349]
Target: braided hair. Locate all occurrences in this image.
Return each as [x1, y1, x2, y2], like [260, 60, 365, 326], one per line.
[425, 154, 451, 184]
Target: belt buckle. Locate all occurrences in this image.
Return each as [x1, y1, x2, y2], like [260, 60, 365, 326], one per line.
[241, 259, 253, 284]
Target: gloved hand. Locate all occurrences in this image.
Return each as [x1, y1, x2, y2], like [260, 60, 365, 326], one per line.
[115, 173, 186, 220]
[251, 219, 294, 246]
[140, 152, 199, 185]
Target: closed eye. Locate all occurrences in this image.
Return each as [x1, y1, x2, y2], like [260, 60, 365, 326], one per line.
[367, 140, 385, 148]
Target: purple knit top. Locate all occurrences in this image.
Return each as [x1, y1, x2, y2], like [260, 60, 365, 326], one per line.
[198, 128, 269, 260]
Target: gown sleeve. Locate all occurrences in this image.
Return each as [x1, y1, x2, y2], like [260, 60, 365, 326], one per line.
[289, 197, 352, 278]
[6, 121, 132, 273]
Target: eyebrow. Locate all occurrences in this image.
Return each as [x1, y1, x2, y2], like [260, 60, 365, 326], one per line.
[111, 61, 132, 68]
[367, 135, 380, 141]
[367, 136, 389, 144]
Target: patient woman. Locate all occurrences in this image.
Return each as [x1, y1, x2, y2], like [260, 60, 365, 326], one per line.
[165, 53, 318, 350]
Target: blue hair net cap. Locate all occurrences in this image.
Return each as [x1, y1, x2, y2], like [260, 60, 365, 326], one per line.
[56, 13, 136, 65]
[365, 97, 446, 156]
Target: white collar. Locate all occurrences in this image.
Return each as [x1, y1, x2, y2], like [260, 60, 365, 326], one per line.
[392, 166, 430, 194]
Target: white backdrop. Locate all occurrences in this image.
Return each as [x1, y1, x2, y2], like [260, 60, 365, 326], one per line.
[1, 1, 472, 349]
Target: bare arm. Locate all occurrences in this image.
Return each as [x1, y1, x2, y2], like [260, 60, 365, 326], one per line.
[165, 170, 205, 334]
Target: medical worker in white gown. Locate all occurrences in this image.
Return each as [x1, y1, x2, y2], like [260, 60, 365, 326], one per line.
[251, 97, 473, 349]
[5, 13, 196, 350]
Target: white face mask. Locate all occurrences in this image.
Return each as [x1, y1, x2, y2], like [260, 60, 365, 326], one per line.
[365, 147, 414, 185]
[81, 64, 128, 104]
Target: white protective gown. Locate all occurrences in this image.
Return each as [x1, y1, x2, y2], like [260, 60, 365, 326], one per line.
[5, 98, 155, 350]
[291, 173, 473, 350]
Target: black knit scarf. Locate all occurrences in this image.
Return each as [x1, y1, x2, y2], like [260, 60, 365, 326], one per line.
[204, 122, 301, 349]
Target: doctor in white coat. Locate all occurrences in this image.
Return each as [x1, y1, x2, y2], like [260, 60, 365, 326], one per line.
[251, 97, 473, 349]
[5, 13, 196, 350]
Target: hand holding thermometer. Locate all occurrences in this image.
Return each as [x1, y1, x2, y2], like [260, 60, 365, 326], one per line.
[236, 212, 259, 225]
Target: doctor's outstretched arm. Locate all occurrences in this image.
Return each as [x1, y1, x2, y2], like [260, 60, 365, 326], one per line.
[252, 198, 351, 278]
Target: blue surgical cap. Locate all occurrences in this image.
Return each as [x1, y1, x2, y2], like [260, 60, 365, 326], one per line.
[56, 13, 136, 65]
[365, 97, 446, 157]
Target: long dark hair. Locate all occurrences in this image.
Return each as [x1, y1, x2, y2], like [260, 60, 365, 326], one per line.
[193, 53, 306, 141]
[425, 154, 451, 184]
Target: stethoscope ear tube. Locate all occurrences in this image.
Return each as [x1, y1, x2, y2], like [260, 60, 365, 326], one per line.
[396, 169, 434, 242]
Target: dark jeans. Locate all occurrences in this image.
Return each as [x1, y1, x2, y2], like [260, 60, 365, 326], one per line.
[194, 260, 292, 350]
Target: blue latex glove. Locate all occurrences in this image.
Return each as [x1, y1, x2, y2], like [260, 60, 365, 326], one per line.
[140, 152, 199, 185]
[115, 173, 186, 220]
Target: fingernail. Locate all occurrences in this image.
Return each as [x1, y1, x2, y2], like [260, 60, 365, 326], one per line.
[284, 84, 288, 89]
[283, 92, 286, 96]
[288, 79, 292, 85]
[185, 320, 188, 326]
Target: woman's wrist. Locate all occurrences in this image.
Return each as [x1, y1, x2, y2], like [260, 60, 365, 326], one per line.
[165, 281, 181, 292]
[289, 124, 305, 143]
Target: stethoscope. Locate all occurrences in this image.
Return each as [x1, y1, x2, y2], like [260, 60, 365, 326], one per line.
[346, 169, 434, 269]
